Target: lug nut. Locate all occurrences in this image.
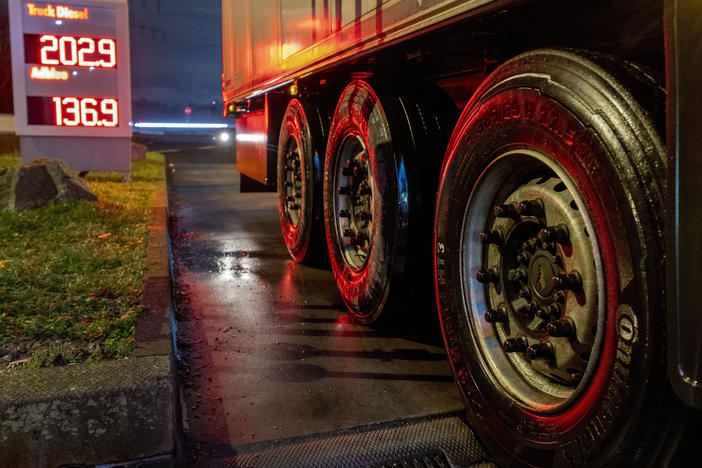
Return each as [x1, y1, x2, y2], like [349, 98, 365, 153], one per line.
[553, 272, 582, 291]
[494, 203, 519, 218]
[516, 199, 544, 217]
[485, 305, 509, 324]
[516, 252, 530, 265]
[479, 229, 503, 245]
[476, 268, 499, 284]
[507, 268, 527, 282]
[339, 209, 350, 218]
[527, 342, 554, 361]
[553, 291, 566, 304]
[503, 337, 529, 353]
[547, 318, 576, 337]
[338, 186, 351, 195]
[342, 228, 355, 238]
[538, 224, 570, 244]
[518, 287, 532, 300]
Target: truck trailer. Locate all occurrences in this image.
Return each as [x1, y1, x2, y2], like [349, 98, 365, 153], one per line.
[221, 0, 701, 465]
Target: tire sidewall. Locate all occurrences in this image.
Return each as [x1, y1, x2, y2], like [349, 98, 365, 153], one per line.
[434, 56, 665, 466]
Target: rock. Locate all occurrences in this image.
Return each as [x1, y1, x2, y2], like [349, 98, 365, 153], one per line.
[0, 159, 96, 212]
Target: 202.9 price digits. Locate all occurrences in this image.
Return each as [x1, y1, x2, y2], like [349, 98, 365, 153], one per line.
[52, 97, 118, 127]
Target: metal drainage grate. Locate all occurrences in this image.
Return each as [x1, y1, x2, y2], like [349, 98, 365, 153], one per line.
[204, 413, 494, 468]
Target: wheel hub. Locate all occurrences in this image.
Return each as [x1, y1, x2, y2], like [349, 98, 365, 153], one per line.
[463, 150, 605, 412]
[333, 135, 374, 270]
[282, 137, 303, 226]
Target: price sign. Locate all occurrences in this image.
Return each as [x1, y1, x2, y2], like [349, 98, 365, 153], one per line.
[9, 0, 131, 173]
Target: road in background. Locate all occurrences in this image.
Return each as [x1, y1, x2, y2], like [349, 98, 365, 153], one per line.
[166, 144, 493, 466]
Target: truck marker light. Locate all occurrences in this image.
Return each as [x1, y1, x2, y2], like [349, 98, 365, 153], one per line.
[235, 133, 265, 143]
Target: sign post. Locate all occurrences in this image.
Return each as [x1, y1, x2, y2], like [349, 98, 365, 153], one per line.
[8, 0, 132, 177]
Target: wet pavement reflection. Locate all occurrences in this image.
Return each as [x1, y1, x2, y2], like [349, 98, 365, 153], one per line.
[166, 145, 463, 463]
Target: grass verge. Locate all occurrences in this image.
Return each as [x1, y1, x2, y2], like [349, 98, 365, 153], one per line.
[0, 152, 165, 368]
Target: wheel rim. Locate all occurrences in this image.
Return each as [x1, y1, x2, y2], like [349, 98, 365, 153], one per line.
[282, 136, 303, 227]
[460, 149, 606, 413]
[332, 134, 374, 271]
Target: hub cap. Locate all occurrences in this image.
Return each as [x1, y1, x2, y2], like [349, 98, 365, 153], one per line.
[282, 137, 302, 226]
[461, 149, 605, 413]
[332, 135, 374, 270]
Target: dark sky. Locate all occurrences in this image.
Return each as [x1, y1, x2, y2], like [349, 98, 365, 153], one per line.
[128, 0, 222, 107]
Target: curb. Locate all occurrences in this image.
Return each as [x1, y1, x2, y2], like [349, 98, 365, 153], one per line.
[0, 184, 181, 467]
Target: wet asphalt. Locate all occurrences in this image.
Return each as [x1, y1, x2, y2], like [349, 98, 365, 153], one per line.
[165, 143, 464, 464]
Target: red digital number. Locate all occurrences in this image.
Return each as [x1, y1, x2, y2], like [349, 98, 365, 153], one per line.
[39, 35, 116, 68]
[53, 97, 119, 127]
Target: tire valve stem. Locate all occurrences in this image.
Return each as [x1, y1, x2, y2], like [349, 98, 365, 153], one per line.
[547, 318, 576, 337]
[516, 199, 544, 217]
[527, 342, 554, 361]
[484, 305, 509, 323]
[493, 203, 519, 218]
[479, 229, 503, 245]
[503, 337, 529, 353]
[553, 272, 582, 291]
[538, 224, 570, 244]
[507, 268, 527, 282]
[339, 209, 350, 218]
[476, 268, 499, 284]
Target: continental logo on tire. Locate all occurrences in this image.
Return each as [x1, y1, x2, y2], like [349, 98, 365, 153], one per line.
[560, 304, 637, 463]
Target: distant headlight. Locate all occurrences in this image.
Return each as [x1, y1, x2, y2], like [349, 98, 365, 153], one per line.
[218, 131, 231, 143]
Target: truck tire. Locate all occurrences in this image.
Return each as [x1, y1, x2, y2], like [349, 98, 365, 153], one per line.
[324, 80, 454, 324]
[277, 98, 329, 264]
[434, 49, 693, 466]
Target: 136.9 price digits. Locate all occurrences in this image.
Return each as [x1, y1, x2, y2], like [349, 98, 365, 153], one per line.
[52, 97, 118, 127]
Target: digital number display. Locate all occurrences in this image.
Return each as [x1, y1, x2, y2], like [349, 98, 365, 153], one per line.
[27, 96, 119, 127]
[24, 33, 117, 68]
[12, 0, 131, 138]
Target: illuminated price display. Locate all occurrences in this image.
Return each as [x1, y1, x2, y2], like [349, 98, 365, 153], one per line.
[24, 34, 117, 68]
[9, 0, 131, 140]
[26, 96, 119, 127]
